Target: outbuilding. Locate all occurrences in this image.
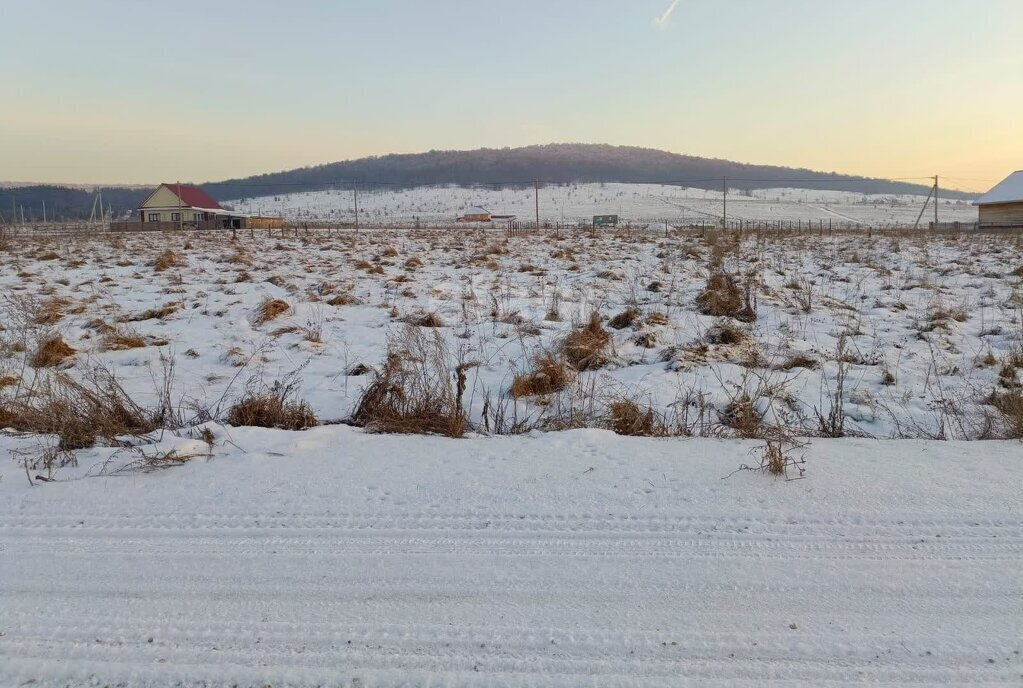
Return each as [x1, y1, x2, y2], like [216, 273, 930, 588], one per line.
[456, 206, 492, 223]
[974, 171, 1023, 228]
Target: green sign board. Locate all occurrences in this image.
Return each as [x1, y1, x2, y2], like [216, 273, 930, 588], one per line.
[593, 214, 619, 227]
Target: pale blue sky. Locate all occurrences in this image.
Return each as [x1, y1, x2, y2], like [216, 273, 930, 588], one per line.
[1, 0, 1020, 189]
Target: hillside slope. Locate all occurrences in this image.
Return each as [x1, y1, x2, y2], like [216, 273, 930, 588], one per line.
[207, 143, 970, 201]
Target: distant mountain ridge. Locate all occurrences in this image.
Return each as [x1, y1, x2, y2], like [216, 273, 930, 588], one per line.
[1, 144, 974, 221]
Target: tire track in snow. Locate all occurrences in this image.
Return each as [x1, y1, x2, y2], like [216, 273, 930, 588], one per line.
[2, 511, 1020, 685]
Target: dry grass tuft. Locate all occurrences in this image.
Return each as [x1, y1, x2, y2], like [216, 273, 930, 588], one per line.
[608, 400, 661, 436]
[1, 369, 167, 450]
[102, 328, 148, 351]
[123, 302, 181, 322]
[152, 249, 182, 271]
[510, 354, 571, 398]
[720, 393, 763, 439]
[253, 297, 290, 325]
[413, 312, 445, 328]
[352, 326, 471, 437]
[608, 308, 641, 330]
[33, 298, 70, 326]
[30, 335, 76, 368]
[226, 378, 317, 431]
[696, 272, 756, 322]
[705, 320, 750, 346]
[327, 292, 360, 306]
[989, 391, 1023, 439]
[562, 312, 612, 371]
[776, 353, 820, 371]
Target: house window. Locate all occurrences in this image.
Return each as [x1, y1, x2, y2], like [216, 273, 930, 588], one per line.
[171, 212, 181, 221]
[147, 213, 160, 222]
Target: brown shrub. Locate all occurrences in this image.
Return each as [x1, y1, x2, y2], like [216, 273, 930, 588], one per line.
[31, 335, 76, 368]
[696, 272, 755, 322]
[226, 378, 316, 431]
[352, 326, 470, 437]
[510, 354, 571, 398]
[562, 312, 612, 371]
[253, 298, 290, 325]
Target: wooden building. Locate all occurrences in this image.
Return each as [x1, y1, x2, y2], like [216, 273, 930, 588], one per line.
[456, 206, 492, 223]
[139, 183, 232, 226]
[975, 171, 1023, 228]
[118, 183, 282, 231]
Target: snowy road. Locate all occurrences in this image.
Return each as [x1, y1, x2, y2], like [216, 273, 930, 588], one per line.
[1, 427, 1021, 686]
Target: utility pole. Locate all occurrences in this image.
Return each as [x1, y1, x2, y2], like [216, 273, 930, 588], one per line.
[722, 176, 727, 228]
[353, 183, 359, 234]
[177, 181, 183, 231]
[913, 183, 935, 230]
[934, 175, 939, 228]
[534, 179, 540, 230]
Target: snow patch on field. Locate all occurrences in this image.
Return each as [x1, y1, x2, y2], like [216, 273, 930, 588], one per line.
[228, 183, 978, 227]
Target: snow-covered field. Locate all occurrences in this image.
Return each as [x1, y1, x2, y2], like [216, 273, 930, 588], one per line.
[2, 227, 1021, 440]
[228, 183, 979, 228]
[1, 426, 1021, 686]
[1, 226, 1022, 685]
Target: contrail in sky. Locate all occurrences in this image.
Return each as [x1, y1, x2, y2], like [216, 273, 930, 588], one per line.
[654, 0, 681, 28]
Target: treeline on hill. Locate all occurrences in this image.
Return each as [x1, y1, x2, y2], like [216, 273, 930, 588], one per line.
[0, 186, 147, 223]
[208, 144, 974, 202]
[2, 144, 975, 220]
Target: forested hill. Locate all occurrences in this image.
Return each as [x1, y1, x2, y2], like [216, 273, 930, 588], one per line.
[207, 144, 972, 202]
[1, 144, 974, 220]
[0, 185, 148, 223]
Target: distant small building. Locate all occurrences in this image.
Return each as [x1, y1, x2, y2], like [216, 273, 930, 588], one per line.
[974, 171, 1023, 228]
[456, 206, 492, 223]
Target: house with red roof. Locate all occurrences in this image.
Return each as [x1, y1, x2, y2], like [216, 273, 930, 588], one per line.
[138, 183, 247, 228]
